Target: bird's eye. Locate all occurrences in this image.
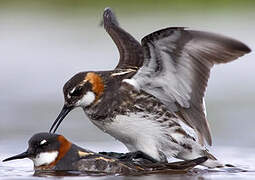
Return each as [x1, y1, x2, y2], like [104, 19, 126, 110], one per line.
[69, 86, 83, 97]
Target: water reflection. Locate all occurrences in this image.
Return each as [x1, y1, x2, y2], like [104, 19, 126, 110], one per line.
[1, 143, 255, 180]
[30, 168, 255, 180]
[29, 168, 255, 180]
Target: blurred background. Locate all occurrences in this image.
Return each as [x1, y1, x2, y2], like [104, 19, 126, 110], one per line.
[0, 0, 254, 150]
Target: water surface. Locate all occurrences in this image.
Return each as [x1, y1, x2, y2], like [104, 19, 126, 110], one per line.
[1, 142, 255, 180]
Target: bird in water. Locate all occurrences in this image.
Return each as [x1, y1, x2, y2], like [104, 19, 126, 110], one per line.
[2, 132, 207, 175]
[49, 8, 251, 168]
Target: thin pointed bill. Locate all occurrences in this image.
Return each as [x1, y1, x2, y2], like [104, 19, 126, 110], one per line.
[3, 151, 30, 162]
[49, 105, 74, 133]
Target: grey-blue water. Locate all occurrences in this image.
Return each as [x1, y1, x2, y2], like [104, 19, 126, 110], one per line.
[1, 141, 255, 180]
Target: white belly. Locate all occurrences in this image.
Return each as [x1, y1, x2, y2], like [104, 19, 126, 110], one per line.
[93, 112, 173, 160]
[91, 110, 203, 163]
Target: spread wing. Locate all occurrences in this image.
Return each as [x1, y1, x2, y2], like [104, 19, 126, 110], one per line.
[133, 27, 251, 145]
[103, 8, 144, 70]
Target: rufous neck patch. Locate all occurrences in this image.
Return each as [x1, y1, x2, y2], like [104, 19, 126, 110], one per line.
[39, 135, 72, 169]
[54, 135, 72, 165]
[85, 72, 104, 99]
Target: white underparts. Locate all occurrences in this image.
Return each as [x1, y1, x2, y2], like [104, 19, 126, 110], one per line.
[32, 151, 58, 167]
[103, 113, 163, 160]
[92, 111, 221, 167]
[76, 91, 95, 107]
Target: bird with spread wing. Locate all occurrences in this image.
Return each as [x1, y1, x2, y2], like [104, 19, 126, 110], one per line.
[49, 8, 251, 168]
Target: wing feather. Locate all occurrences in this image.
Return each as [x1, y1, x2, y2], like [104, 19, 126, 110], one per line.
[103, 8, 144, 70]
[134, 27, 251, 145]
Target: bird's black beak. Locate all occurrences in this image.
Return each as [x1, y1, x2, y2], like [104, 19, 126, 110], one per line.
[3, 151, 30, 162]
[49, 105, 74, 133]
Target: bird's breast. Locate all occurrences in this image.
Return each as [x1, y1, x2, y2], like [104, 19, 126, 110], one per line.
[94, 111, 170, 160]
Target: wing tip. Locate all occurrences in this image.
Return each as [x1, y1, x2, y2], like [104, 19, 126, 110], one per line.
[103, 7, 119, 28]
[104, 7, 111, 12]
[228, 37, 251, 55]
[238, 43, 251, 54]
[229, 36, 251, 54]
[190, 30, 252, 55]
[223, 39, 251, 62]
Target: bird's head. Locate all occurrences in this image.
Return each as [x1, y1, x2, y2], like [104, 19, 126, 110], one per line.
[64, 72, 104, 107]
[3, 133, 72, 170]
[50, 72, 105, 133]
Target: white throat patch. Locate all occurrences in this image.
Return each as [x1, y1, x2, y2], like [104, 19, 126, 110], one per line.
[32, 151, 58, 167]
[76, 91, 95, 107]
